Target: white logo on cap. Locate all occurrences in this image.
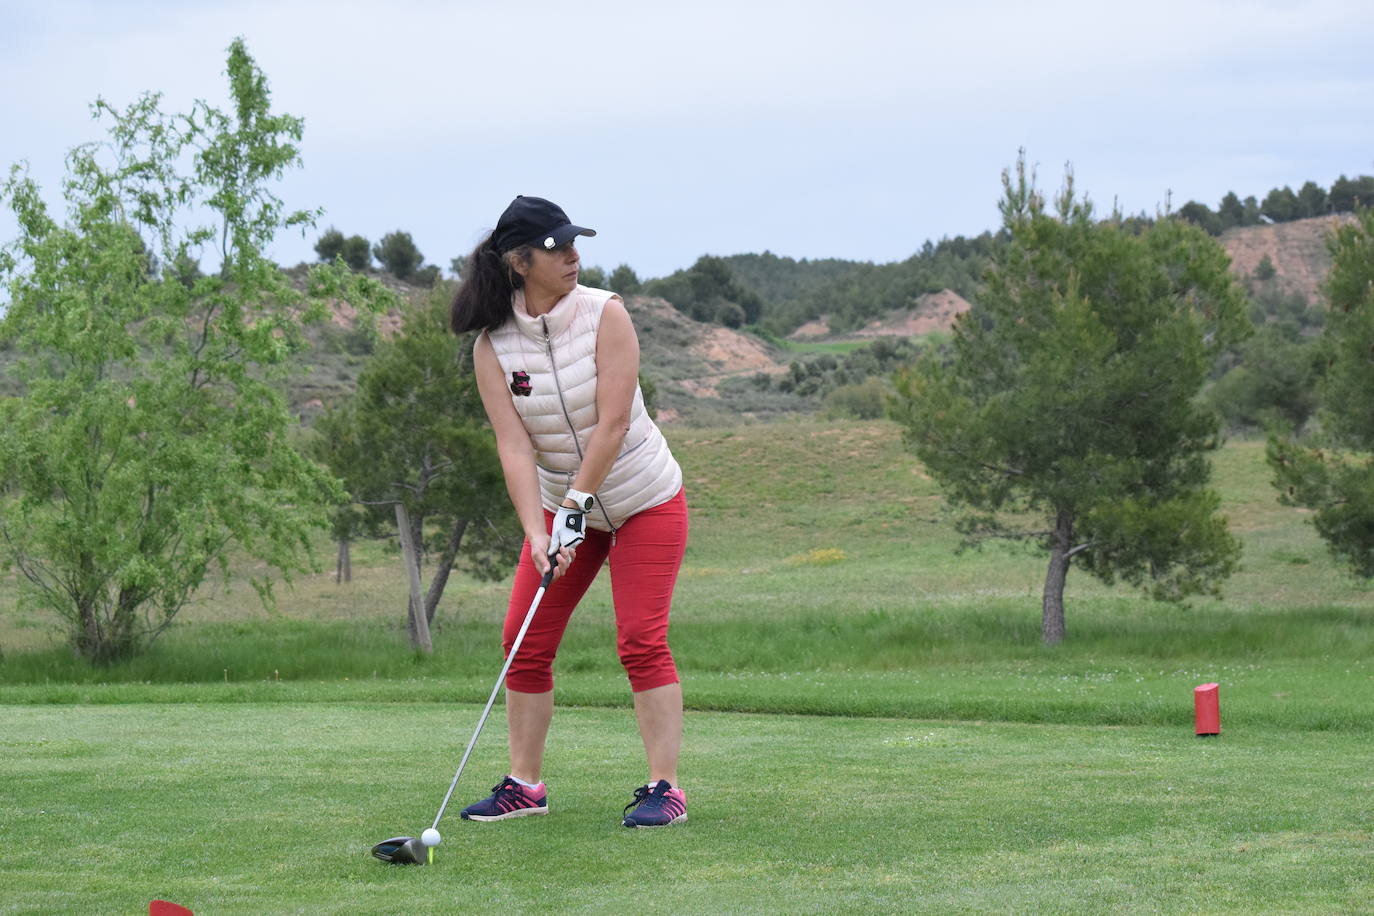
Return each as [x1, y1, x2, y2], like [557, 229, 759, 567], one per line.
[543, 237, 555, 249]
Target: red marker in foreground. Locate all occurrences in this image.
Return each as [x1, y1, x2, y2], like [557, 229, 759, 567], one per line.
[1194, 682, 1220, 736]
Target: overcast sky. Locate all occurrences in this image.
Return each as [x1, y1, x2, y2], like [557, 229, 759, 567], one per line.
[4, 0, 1372, 279]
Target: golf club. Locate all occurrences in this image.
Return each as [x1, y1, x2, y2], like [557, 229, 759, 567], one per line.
[372, 561, 559, 865]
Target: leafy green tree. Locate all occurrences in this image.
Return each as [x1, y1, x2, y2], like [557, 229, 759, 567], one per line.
[1268, 206, 1374, 577]
[686, 255, 737, 303]
[374, 230, 423, 281]
[609, 263, 641, 294]
[1218, 191, 1245, 230]
[1261, 186, 1300, 223]
[340, 234, 371, 271]
[579, 265, 607, 289]
[890, 156, 1249, 644]
[1328, 175, 1374, 213]
[1254, 254, 1277, 281]
[316, 228, 370, 271]
[0, 39, 394, 662]
[1297, 181, 1329, 217]
[645, 255, 763, 326]
[1177, 200, 1222, 235]
[313, 288, 517, 652]
[315, 226, 345, 262]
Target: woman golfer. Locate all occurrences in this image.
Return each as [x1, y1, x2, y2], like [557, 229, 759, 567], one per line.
[449, 195, 688, 828]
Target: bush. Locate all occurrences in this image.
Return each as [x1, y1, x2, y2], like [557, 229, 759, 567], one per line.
[374, 231, 423, 281]
[411, 264, 441, 288]
[1205, 324, 1321, 432]
[717, 300, 746, 328]
[319, 323, 377, 356]
[824, 377, 891, 419]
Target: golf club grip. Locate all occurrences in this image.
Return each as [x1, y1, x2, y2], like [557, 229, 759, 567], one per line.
[430, 570, 556, 829]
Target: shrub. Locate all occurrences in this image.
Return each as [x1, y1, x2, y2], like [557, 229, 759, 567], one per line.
[824, 377, 891, 419]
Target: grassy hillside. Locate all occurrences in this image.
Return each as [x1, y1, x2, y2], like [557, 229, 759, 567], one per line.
[4, 420, 1370, 729]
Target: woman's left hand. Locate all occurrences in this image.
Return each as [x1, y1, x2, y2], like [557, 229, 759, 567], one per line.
[550, 505, 587, 553]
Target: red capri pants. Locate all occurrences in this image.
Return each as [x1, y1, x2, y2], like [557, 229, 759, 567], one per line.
[502, 488, 688, 694]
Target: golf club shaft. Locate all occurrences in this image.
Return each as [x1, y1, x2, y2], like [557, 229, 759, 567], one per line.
[431, 565, 556, 830]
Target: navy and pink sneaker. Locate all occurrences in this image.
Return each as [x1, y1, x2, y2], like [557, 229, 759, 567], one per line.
[460, 777, 549, 821]
[622, 780, 687, 828]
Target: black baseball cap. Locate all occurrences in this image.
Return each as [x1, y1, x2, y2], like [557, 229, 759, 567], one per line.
[492, 196, 596, 254]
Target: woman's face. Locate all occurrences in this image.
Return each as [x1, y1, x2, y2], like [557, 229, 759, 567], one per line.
[517, 241, 580, 298]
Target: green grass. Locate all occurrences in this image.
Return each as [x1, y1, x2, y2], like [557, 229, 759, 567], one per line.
[776, 338, 872, 355]
[2, 419, 1373, 912]
[3, 704, 1371, 914]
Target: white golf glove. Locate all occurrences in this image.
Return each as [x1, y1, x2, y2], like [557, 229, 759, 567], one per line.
[549, 505, 587, 556]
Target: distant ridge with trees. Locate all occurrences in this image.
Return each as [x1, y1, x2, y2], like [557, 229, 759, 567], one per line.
[643, 234, 1000, 338]
[1177, 174, 1374, 236]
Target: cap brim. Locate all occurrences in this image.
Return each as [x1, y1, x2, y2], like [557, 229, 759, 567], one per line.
[541, 225, 596, 249]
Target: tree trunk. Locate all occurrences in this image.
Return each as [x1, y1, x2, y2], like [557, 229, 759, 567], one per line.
[410, 511, 425, 569]
[424, 518, 468, 626]
[1041, 509, 1073, 645]
[77, 596, 102, 661]
[336, 538, 351, 584]
[74, 552, 104, 661]
[110, 586, 144, 660]
[395, 503, 432, 653]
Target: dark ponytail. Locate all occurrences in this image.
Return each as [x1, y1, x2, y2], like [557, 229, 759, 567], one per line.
[450, 234, 529, 334]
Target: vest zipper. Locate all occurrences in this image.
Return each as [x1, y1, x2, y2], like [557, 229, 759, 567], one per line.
[542, 316, 618, 542]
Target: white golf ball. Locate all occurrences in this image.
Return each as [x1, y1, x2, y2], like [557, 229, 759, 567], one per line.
[421, 828, 441, 847]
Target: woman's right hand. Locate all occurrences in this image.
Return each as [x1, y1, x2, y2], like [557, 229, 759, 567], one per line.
[530, 532, 575, 582]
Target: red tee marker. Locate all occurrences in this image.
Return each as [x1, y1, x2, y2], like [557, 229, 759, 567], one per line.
[150, 901, 193, 916]
[1194, 682, 1220, 736]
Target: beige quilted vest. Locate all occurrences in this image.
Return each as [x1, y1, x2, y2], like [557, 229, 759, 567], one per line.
[483, 285, 682, 531]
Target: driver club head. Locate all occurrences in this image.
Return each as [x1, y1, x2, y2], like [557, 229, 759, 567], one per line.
[371, 836, 429, 865]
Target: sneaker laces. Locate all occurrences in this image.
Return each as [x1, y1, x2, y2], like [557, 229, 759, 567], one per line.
[491, 778, 525, 802]
[623, 782, 666, 815]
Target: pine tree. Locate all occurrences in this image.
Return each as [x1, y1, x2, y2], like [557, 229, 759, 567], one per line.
[891, 156, 1249, 643]
[1268, 206, 1374, 577]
